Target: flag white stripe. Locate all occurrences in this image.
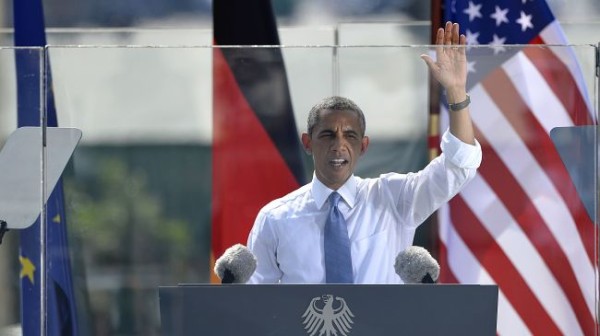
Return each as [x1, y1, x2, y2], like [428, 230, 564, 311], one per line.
[470, 84, 596, 315]
[461, 174, 584, 335]
[495, 289, 532, 336]
[439, 205, 531, 336]
[502, 52, 574, 130]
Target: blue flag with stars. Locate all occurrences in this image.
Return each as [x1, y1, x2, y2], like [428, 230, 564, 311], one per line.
[14, 0, 79, 335]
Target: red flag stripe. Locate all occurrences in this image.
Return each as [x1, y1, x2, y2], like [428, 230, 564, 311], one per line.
[450, 196, 563, 335]
[437, 241, 459, 284]
[481, 68, 597, 266]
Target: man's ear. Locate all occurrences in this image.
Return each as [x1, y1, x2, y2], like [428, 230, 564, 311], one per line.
[301, 133, 312, 154]
[360, 136, 370, 156]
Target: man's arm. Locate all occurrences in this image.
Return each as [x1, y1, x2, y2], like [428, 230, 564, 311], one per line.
[421, 21, 475, 145]
[246, 211, 282, 283]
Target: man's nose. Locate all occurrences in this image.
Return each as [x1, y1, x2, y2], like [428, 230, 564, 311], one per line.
[331, 134, 347, 150]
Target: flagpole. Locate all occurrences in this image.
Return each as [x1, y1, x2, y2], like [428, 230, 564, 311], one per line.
[428, 0, 443, 259]
[596, 46, 599, 320]
[39, 49, 48, 336]
[428, 0, 443, 161]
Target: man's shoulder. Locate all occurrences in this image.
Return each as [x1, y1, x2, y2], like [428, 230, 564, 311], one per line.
[259, 183, 312, 218]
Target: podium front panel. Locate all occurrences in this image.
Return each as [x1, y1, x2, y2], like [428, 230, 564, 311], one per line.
[159, 284, 498, 336]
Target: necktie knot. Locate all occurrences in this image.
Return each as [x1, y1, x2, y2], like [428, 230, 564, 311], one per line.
[330, 192, 342, 207]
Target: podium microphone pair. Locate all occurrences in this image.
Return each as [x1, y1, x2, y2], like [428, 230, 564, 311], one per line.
[214, 244, 439, 284]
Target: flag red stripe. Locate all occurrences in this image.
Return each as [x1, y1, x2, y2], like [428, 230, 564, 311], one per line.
[472, 128, 595, 332]
[450, 196, 562, 335]
[527, 36, 594, 126]
[428, 135, 440, 150]
[482, 69, 596, 265]
[438, 241, 459, 284]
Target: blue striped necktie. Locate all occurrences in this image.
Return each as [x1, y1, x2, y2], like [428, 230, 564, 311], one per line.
[324, 192, 353, 283]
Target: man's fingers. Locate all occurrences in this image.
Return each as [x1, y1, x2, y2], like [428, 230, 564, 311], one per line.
[444, 21, 452, 45]
[435, 27, 444, 55]
[436, 21, 465, 57]
[420, 54, 437, 72]
[437, 27, 445, 44]
[452, 23, 460, 45]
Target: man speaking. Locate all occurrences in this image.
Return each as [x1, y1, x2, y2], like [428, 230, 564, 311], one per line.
[247, 22, 482, 284]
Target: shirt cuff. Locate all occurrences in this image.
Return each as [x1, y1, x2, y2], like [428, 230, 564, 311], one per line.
[440, 129, 482, 169]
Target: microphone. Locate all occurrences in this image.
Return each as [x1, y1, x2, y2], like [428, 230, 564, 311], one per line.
[214, 244, 257, 284]
[394, 246, 440, 284]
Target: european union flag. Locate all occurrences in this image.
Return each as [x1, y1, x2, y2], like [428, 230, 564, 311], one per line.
[14, 0, 79, 335]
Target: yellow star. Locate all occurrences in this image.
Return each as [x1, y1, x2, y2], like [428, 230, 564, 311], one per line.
[19, 256, 36, 285]
[52, 214, 61, 224]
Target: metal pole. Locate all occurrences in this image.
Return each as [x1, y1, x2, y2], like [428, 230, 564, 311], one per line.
[428, 0, 444, 260]
[39, 47, 48, 336]
[595, 42, 600, 331]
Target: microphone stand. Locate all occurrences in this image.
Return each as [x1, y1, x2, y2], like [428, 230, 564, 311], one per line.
[0, 220, 8, 245]
[422, 273, 435, 284]
[221, 269, 235, 284]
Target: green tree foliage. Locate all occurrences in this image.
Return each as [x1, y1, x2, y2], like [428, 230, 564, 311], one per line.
[64, 158, 191, 266]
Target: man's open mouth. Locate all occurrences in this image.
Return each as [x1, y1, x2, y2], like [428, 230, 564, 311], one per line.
[330, 159, 348, 167]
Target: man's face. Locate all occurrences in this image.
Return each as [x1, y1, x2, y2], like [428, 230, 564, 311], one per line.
[301, 109, 369, 190]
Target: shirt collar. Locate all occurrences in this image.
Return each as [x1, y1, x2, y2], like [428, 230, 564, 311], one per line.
[311, 173, 358, 210]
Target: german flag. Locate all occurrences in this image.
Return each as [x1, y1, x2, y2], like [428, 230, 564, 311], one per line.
[211, 0, 306, 281]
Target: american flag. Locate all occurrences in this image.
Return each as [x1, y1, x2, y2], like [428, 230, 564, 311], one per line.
[438, 0, 598, 335]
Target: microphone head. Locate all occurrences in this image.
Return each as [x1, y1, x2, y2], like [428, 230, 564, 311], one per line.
[214, 244, 257, 284]
[394, 246, 440, 284]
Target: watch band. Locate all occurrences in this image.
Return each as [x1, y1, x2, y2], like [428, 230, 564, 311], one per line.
[448, 94, 470, 112]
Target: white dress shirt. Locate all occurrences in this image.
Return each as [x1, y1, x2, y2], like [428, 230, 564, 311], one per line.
[247, 129, 482, 284]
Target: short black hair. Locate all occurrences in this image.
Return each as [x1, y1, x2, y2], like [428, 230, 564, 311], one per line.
[306, 96, 366, 137]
